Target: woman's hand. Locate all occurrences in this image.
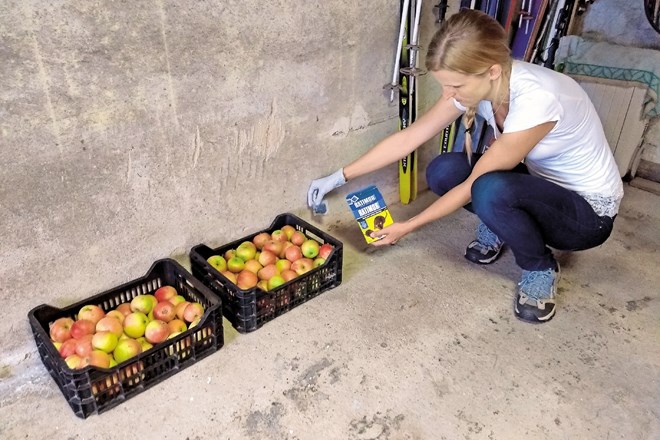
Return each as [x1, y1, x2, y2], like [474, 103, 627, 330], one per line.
[369, 221, 414, 247]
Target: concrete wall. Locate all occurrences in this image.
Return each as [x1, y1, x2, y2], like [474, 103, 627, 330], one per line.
[579, 0, 660, 165]
[0, 0, 448, 365]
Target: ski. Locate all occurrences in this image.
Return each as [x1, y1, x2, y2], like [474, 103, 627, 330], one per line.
[398, 0, 414, 204]
[434, 0, 458, 155]
[511, 0, 550, 61]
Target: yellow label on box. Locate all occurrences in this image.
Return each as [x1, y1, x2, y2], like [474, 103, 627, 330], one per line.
[345, 185, 394, 243]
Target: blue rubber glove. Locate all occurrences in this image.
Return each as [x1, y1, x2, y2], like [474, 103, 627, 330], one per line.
[307, 168, 346, 212]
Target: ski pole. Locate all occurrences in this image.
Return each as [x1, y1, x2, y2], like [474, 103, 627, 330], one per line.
[400, 0, 425, 96]
[384, 0, 411, 103]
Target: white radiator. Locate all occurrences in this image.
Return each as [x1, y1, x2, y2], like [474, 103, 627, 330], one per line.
[576, 80, 648, 177]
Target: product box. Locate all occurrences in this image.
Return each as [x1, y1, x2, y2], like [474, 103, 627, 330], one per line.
[345, 185, 394, 243]
[190, 213, 343, 333]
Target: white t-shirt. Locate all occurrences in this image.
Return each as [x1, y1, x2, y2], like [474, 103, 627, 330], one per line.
[453, 61, 624, 217]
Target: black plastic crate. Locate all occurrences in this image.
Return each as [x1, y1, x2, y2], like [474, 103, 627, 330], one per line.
[28, 258, 223, 419]
[190, 213, 343, 333]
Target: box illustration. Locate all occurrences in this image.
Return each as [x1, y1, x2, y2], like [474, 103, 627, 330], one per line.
[345, 185, 394, 243]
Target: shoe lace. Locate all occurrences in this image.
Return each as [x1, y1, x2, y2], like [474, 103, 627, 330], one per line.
[518, 269, 555, 300]
[476, 222, 502, 249]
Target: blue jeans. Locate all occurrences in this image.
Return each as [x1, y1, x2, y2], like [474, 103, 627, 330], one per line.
[426, 153, 615, 271]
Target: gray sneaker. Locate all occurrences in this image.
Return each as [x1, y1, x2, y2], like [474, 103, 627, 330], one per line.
[514, 263, 561, 323]
[464, 222, 503, 264]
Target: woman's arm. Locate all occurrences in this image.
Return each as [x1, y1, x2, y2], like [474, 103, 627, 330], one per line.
[371, 121, 556, 245]
[343, 96, 463, 180]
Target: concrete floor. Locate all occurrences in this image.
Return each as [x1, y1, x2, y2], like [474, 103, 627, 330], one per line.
[1, 184, 659, 440]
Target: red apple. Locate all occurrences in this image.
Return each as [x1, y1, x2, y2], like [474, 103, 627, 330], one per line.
[279, 241, 294, 258]
[285, 245, 303, 262]
[80, 350, 112, 369]
[105, 310, 125, 324]
[252, 232, 271, 250]
[59, 338, 78, 358]
[301, 239, 320, 258]
[263, 240, 284, 257]
[144, 320, 170, 344]
[258, 264, 279, 281]
[116, 303, 132, 317]
[123, 312, 149, 338]
[154, 285, 177, 303]
[270, 230, 288, 243]
[206, 255, 227, 272]
[258, 250, 277, 266]
[244, 259, 263, 275]
[318, 243, 334, 260]
[281, 269, 298, 282]
[153, 301, 176, 322]
[237, 270, 259, 290]
[113, 339, 142, 364]
[281, 225, 296, 240]
[220, 270, 237, 284]
[75, 334, 95, 357]
[78, 305, 105, 326]
[291, 258, 314, 275]
[290, 231, 306, 246]
[183, 303, 204, 323]
[223, 249, 236, 261]
[236, 241, 257, 261]
[175, 301, 191, 320]
[96, 317, 124, 337]
[50, 317, 75, 343]
[168, 319, 187, 334]
[69, 319, 95, 340]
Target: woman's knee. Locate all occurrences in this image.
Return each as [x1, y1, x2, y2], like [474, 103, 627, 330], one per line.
[471, 172, 512, 214]
[426, 153, 471, 195]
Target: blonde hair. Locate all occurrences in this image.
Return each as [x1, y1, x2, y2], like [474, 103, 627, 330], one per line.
[426, 10, 512, 164]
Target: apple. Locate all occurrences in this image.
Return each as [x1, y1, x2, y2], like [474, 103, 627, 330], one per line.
[189, 318, 201, 329]
[223, 249, 236, 261]
[64, 354, 83, 369]
[270, 230, 288, 243]
[153, 301, 176, 322]
[154, 285, 178, 303]
[318, 243, 334, 259]
[276, 259, 291, 272]
[290, 231, 306, 246]
[291, 258, 314, 275]
[78, 305, 105, 326]
[113, 339, 142, 364]
[244, 259, 263, 275]
[237, 270, 258, 290]
[123, 312, 149, 338]
[50, 317, 75, 343]
[105, 310, 125, 324]
[131, 295, 155, 314]
[279, 241, 294, 258]
[169, 295, 186, 306]
[258, 264, 279, 281]
[281, 225, 296, 240]
[96, 317, 124, 337]
[285, 245, 303, 262]
[183, 303, 204, 323]
[207, 255, 227, 272]
[80, 350, 112, 369]
[258, 250, 277, 266]
[59, 338, 78, 358]
[314, 257, 325, 268]
[136, 337, 153, 352]
[220, 270, 237, 284]
[227, 256, 245, 273]
[236, 241, 257, 261]
[92, 331, 119, 353]
[116, 303, 132, 317]
[267, 275, 286, 290]
[263, 240, 284, 257]
[168, 319, 187, 334]
[257, 280, 269, 291]
[74, 334, 94, 357]
[301, 239, 320, 258]
[281, 269, 298, 282]
[252, 232, 271, 250]
[69, 319, 95, 340]
[175, 301, 191, 320]
[145, 320, 170, 344]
